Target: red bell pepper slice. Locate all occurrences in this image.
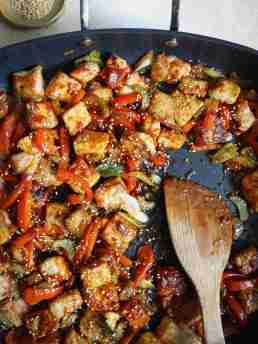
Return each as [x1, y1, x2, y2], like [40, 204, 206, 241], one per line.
[113, 93, 140, 108]
[132, 244, 155, 288]
[17, 180, 32, 232]
[74, 218, 108, 265]
[0, 114, 17, 154]
[1, 177, 32, 209]
[23, 284, 64, 305]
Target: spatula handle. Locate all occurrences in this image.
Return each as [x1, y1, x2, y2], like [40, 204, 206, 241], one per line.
[200, 286, 225, 344]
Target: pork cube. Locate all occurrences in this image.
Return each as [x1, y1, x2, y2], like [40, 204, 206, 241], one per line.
[239, 289, 258, 314]
[241, 170, 258, 211]
[168, 58, 192, 83]
[26, 101, 58, 129]
[79, 310, 105, 343]
[13, 65, 44, 100]
[89, 82, 113, 102]
[233, 246, 258, 275]
[33, 158, 62, 187]
[80, 262, 112, 289]
[0, 210, 16, 245]
[119, 72, 147, 95]
[73, 129, 110, 161]
[121, 298, 150, 330]
[63, 102, 91, 136]
[151, 54, 191, 83]
[70, 62, 100, 87]
[100, 213, 137, 253]
[141, 115, 161, 141]
[137, 332, 161, 344]
[68, 166, 100, 194]
[11, 152, 41, 175]
[0, 298, 28, 329]
[64, 329, 89, 344]
[158, 127, 186, 150]
[26, 309, 58, 338]
[150, 90, 203, 127]
[39, 256, 71, 282]
[95, 179, 148, 223]
[179, 77, 208, 98]
[46, 202, 69, 229]
[156, 317, 201, 344]
[17, 135, 39, 154]
[233, 100, 255, 134]
[209, 79, 240, 104]
[49, 290, 83, 324]
[46, 72, 82, 102]
[0, 273, 11, 304]
[85, 284, 119, 312]
[65, 206, 94, 238]
[121, 132, 156, 162]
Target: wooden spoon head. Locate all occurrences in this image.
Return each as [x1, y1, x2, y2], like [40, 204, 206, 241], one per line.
[164, 177, 233, 289]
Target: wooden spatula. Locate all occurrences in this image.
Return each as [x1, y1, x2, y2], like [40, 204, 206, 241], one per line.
[164, 177, 233, 344]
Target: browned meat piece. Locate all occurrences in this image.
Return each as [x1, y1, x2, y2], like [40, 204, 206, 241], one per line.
[0, 210, 16, 246]
[85, 283, 120, 312]
[26, 309, 58, 339]
[45, 72, 82, 102]
[151, 54, 191, 83]
[233, 246, 258, 275]
[241, 170, 258, 212]
[155, 317, 202, 344]
[13, 66, 44, 100]
[49, 289, 83, 328]
[121, 298, 150, 331]
[100, 213, 137, 253]
[79, 310, 105, 343]
[239, 289, 258, 314]
[39, 256, 71, 282]
[64, 329, 89, 344]
[179, 77, 208, 98]
[0, 273, 11, 304]
[155, 267, 188, 308]
[27, 101, 58, 129]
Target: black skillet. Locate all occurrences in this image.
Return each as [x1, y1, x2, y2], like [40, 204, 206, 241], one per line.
[1, 0, 258, 342]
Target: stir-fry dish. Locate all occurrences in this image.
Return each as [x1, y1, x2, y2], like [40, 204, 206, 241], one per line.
[1, 49, 258, 343]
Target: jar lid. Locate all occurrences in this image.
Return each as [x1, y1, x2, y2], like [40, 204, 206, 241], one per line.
[0, 0, 65, 28]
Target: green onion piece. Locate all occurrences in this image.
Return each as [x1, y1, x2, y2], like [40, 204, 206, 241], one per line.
[52, 239, 75, 260]
[129, 171, 156, 186]
[118, 211, 145, 228]
[75, 50, 103, 67]
[238, 147, 257, 168]
[97, 163, 124, 177]
[132, 85, 150, 110]
[203, 67, 224, 79]
[139, 278, 154, 289]
[135, 50, 154, 74]
[230, 196, 249, 222]
[211, 143, 239, 164]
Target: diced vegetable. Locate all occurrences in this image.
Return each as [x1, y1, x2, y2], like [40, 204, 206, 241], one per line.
[135, 51, 154, 74]
[211, 143, 239, 164]
[203, 67, 224, 79]
[97, 162, 124, 177]
[209, 79, 240, 105]
[230, 196, 249, 222]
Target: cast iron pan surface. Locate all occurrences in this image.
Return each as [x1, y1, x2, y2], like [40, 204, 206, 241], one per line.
[1, 29, 258, 343]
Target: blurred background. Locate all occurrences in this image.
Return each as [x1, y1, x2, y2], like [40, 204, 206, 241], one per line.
[0, 0, 257, 49]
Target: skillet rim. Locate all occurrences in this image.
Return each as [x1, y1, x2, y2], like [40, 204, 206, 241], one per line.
[1, 28, 258, 57]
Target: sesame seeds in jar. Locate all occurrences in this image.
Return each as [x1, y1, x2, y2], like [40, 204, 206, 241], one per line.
[1, 0, 65, 28]
[11, 0, 55, 20]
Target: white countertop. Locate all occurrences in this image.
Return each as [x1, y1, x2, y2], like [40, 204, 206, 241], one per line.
[0, 0, 258, 50]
